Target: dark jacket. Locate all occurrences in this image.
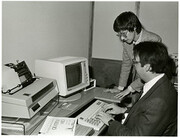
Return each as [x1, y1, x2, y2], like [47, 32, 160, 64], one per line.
[108, 75, 177, 136]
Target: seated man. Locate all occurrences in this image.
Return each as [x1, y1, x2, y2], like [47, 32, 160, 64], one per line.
[96, 42, 177, 136]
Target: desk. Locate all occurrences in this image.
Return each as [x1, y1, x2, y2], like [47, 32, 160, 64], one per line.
[2, 87, 120, 136]
[32, 87, 118, 136]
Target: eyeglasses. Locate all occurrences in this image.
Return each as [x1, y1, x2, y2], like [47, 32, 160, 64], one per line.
[116, 30, 129, 38]
[132, 59, 140, 64]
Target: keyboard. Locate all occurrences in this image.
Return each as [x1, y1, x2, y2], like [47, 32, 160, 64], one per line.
[76, 100, 108, 131]
[94, 90, 121, 103]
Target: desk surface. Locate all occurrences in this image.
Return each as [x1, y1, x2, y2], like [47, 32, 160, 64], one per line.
[6, 87, 121, 136]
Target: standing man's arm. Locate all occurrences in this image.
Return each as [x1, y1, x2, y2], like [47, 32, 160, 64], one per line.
[130, 76, 144, 92]
[118, 44, 133, 89]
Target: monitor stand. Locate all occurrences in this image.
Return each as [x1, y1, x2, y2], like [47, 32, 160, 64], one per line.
[59, 93, 81, 102]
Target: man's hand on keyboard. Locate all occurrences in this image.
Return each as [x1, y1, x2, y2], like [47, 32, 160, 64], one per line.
[104, 86, 121, 93]
[114, 88, 130, 99]
[102, 103, 126, 115]
[96, 111, 114, 126]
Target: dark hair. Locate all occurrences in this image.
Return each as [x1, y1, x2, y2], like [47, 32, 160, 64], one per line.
[133, 42, 176, 80]
[113, 11, 142, 34]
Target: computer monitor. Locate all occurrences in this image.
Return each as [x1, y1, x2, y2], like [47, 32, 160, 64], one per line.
[35, 56, 90, 101]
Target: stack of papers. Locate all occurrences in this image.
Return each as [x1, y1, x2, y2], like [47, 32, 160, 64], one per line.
[39, 116, 77, 135]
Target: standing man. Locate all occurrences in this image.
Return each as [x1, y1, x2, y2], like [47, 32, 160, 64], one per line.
[108, 11, 162, 101]
[97, 42, 177, 136]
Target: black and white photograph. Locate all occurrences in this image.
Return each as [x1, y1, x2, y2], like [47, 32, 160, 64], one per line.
[1, 1, 178, 136]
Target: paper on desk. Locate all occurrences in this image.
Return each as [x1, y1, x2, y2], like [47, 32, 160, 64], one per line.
[39, 116, 77, 135]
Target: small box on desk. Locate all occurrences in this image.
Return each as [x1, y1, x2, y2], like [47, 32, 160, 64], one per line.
[84, 79, 96, 91]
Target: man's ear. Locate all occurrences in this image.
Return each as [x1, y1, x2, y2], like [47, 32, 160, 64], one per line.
[144, 64, 152, 72]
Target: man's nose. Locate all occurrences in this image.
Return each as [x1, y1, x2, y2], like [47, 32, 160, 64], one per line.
[120, 36, 126, 41]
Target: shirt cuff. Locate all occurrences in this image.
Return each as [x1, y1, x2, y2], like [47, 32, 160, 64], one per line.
[108, 119, 114, 126]
[118, 86, 124, 91]
[128, 86, 135, 92]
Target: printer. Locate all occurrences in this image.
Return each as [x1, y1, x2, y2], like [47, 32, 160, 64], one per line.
[2, 61, 59, 119]
[2, 78, 58, 119]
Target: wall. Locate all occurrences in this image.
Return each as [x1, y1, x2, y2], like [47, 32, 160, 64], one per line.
[2, 1, 91, 73]
[92, 2, 136, 60]
[139, 2, 178, 54]
[91, 58, 122, 87]
[92, 2, 178, 60]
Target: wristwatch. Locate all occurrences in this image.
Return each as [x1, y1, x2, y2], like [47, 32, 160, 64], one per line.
[108, 119, 114, 126]
[118, 86, 124, 91]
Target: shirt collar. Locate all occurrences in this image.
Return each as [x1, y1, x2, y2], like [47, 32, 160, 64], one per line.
[141, 73, 165, 99]
[133, 29, 143, 45]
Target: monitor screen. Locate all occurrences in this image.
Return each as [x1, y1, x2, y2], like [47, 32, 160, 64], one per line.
[35, 56, 89, 97]
[65, 62, 82, 89]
